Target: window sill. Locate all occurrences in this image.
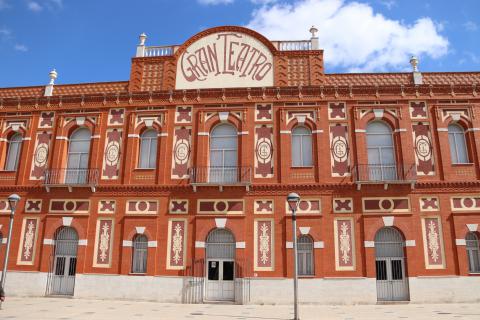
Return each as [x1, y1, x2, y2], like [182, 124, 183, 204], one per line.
[129, 272, 147, 276]
[468, 272, 480, 276]
[290, 166, 314, 169]
[134, 168, 156, 171]
[0, 170, 17, 173]
[451, 163, 474, 166]
[298, 275, 315, 278]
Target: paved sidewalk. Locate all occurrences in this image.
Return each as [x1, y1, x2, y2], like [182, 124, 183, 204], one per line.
[1, 297, 479, 319]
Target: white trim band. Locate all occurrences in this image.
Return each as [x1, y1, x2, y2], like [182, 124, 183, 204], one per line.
[198, 132, 209, 136]
[236, 241, 246, 249]
[437, 128, 448, 132]
[158, 133, 168, 137]
[314, 241, 324, 249]
[286, 241, 293, 249]
[312, 130, 324, 134]
[147, 241, 157, 248]
[355, 129, 366, 133]
[394, 129, 407, 133]
[467, 128, 480, 132]
[122, 240, 133, 247]
[128, 134, 140, 138]
[456, 239, 466, 246]
[22, 137, 32, 141]
[43, 238, 54, 245]
[364, 241, 375, 248]
[56, 136, 68, 140]
[91, 135, 101, 139]
[238, 131, 249, 135]
[405, 240, 416, 247]
[195, 241, 205, 248]
[280, 130, 290, 134]
[78, 239, 88, 246]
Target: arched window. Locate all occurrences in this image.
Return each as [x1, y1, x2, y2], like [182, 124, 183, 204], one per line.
[291, 126, 313, 167]
[448, 124, 469, 164]
[138, 129, 158, 169]
[209, 124, 238, 183]
[297, 235, 314, 276]
[366, 121, 396, 180]
[66, 128, 91, 183]
[466, 232, 480, 273]
[132, 234, 148, 274]
[4, 133, 22, 171]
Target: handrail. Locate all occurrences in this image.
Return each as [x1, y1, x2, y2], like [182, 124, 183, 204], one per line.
[44, 168, 99, 186]
[352, 164, 417, 183]
[189, 166, 252, 185]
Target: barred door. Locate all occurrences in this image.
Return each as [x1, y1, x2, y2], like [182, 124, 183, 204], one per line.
[205, 229, 235, 301]
[47, 227, 79, 296]
[375, 227, 409, 301]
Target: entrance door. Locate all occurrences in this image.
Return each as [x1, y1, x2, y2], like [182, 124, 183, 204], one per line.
[375, 227, 409, 301]
[205, 229, 235, 301]
[48, 227, 79, 296]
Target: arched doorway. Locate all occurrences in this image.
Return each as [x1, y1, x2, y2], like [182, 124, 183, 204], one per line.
[374, 227, 409, 301]
[48, 227, 79, 296]
[205, 228, 235, 301]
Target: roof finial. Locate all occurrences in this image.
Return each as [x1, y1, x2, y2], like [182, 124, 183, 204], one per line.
[139, 33, 147, 46]
[48, 69, 58, 85]
[309, 25, 318, 38]
[410, 55, 419, 72]
[309, 25, 319, 50]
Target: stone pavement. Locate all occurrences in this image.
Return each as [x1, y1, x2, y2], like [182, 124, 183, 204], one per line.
[0, 297, 479, 320]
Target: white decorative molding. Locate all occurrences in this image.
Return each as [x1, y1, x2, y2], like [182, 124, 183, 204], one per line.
[286, 241, 293, 249]
[1, 237, 7, 244]
[197, 132, 209, 136]
[135, 226, 146, 234]
[467, 224, 478, 232]
[312, 129, 324, 134]
[405, 240, 416, 247]
[467, 128, 480, 132]
[394, 128, 407, 133]
[91, 135, 101, 139]
[382, 216, 394, 227]
[236, 241, 246, 249]
[128, 134, 140, 138]
[314, 241, 324, 249]
[299, 227, 311, 235]
[354, 129, 366, 133]
[280, 130, 291, 134]
[43, 238, 54, 245]
[195, 241, 205, 248]
[78, 239, 88, 246]
[364, 241, 375, 248]
[215, 218, 227, 228]
[296, 115, 306, 124]
[55, 136, 68, 140]
[22, 137, 32, 141]
[122, 240, 133, 247]
[436, 128, 448, 132]
[237, 131, 249, 135]
[158, 133, 168, 137]
[147, 241, 157, 248]
[373, 109, 384, 119]
[456, 239, 466, 246]
[219, 111, 229, 122]
[62, 217, 73, 226]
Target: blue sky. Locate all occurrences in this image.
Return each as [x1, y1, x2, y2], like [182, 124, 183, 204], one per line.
[0, 0, 478, 87]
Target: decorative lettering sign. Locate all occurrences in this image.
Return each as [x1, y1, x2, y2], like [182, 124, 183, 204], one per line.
[176, 32, 274, 89]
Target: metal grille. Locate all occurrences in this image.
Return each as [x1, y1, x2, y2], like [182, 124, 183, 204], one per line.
[466, 232, 480, 273]
[206, 229, 235, 259]
[46, 227, 79, 296]
[132, 234, 148, 274]
[374, 227, 409, 301]
[298, 235, 314, 276]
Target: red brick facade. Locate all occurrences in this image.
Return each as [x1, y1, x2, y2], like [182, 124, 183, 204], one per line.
[1, 26, 480, 303]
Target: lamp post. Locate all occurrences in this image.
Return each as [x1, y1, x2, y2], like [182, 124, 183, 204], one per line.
[287, 192, 301, 320]
[0, 194, 20, 309]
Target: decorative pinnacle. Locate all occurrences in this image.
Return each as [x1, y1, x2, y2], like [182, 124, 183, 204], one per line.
[410, 55, 419, 72]
[48, 69, 57, 85]
[139, 33, 147, 46]
[309, 25, 318, 38]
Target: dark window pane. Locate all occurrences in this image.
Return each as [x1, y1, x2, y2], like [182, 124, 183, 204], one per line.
[376, 260, 387, 280]
[223, 261, 234, 281]
[55, 257, 66, 276]
[208, 261, 219, 280]
[68, 257, 77, 276]
[391, 260, 403, 280]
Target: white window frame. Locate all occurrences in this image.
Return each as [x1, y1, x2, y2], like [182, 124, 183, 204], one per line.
[297, 235, 314, 276]
[291, 126, 313, 167]
[138, 129, 158, 169]
[466, 232, 480, 273]
[131, 234, 148, 274]
[448, 123, 469, 164]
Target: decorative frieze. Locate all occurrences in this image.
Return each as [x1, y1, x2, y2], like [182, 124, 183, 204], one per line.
[409, 101, 427, 119]
[333, 198, 353, 213]
[254, 199, 274, 214]
[126, 200, 158, 214]
[30, 131, 52, 180]
[197, 199, 244, 214]
[328, 102, 346, 120]
[107, 108, 125, 126]
[175, 106, 192, 123]
[286, 110, 315, 124]
[102, 128, 122, 180]
[285, 198, 321, 214]
[171, 127, 191, 179]
[419, 197, 439, 212]
[25, 199, 42, 213]
[254, 219, 274, 271]
[451, 196, 480, 212]
[166, 219, 187, 270]
[49, 199, 90, 214]
[16, 217, 39, 265]
[98, 200, 116, 214]
[330, 124, 350, 177]
[334, 217, 356, 271]
[362, 197, 410, 213]
[169, 199, 189, 214]
[421, 216, 446, 269]
[39, 111, 55, 128]
[412, 122, 434, 176]
[93, 218, 115, 268]
[255, 104, 272, 121]
[254, 125, 274, 178]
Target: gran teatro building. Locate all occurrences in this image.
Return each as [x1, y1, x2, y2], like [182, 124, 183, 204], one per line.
[0, 26, 480, 304]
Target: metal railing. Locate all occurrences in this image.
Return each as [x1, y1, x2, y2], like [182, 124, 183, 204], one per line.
[277, 40, 312, 51]
[189, 166, 252, 185]
[44, 168, 99, 187]
[144, 45, 175, 57]
[352, 164, 417, 184]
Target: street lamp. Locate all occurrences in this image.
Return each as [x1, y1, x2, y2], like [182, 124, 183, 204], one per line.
[287, 192, 300, 320]
[1, 194, 20, 309]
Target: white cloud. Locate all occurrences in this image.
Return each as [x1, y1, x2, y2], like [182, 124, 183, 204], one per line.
[0, 27, 11, 37]
[27, 1, 42, 11]
[246, 0, 449, 72]
[463, 21, 478, 32]
[14, 44, 28, 52]
[197, 0, 234, 5]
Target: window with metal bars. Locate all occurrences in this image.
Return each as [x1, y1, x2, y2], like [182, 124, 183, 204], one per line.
[466, 232, 480, 273]
[297, 235, 314, 276]
[132, 234, 148, 274]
